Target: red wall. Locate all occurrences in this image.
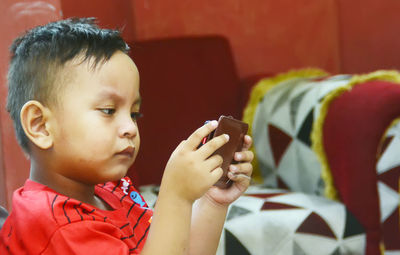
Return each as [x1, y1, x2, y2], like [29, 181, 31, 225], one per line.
[132, 0, 341, 78]
[60, 0, 136, 42]
[60, 0, 400, 78]
[337, 0, 400, 73]
[0, 0, 62, 209]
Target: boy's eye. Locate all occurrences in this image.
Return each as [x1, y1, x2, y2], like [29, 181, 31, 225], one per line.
[100, 108, 116, 115]
[131, 112, 143, 120]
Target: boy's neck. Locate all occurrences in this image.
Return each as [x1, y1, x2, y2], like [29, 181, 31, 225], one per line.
[29, 161, 112, 210]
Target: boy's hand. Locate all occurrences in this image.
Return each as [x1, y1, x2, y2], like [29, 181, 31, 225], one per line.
[204, 135, 254, 206]
[161, 121, 229, 203]
[186, 136, 253, 254]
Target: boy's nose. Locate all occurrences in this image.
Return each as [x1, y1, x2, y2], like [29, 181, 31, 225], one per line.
[119, 118, 138, 138]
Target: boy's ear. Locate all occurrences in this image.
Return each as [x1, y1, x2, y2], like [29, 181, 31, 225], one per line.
[20, 100, 54, 150]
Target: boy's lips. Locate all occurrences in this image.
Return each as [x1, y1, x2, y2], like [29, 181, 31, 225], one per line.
[116, 146, 135, 158]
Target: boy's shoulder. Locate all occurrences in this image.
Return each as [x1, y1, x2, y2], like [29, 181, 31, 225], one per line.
[0, 180, 79, 253]
[4, 177, 151, 229]
[8, 178, 144, 226]
[11, 179, 64, 226]
[4, 179, 99, 232]
[1, 178, 153, 254]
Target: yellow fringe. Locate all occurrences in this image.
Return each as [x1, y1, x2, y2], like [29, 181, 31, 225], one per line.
[311, 70, 400, 200]
[242, 68, 329, 183]
[380, 242, 385, 255]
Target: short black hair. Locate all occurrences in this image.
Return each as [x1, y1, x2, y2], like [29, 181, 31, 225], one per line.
[6, 17, 130, 153]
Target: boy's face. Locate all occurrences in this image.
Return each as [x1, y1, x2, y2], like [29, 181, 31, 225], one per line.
[48, 51, 141, 184]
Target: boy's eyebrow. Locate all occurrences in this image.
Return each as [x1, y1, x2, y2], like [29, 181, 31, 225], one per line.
[98, 89, 123, 101]
[98, 89, 142, 106]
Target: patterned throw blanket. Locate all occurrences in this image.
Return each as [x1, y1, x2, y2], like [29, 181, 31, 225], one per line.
[243, 68, 400, 254]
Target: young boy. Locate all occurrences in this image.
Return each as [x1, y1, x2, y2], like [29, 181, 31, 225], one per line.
[0, 18, 253, 254]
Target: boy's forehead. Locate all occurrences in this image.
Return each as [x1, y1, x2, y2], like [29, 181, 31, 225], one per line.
[64, 54, 105, 71]
[97, 87, 142, 104]
[58, 54, 95, 84]
[65, 51, 138, 77]
[60, 51, 140, 99]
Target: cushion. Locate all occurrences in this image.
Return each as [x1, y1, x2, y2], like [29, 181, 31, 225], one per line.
[243, 68, 328, 184]
[245, 69, 400, 254]
[140, 185, 366, 255]
[247, 69, 350, 194]
[217, 188, 366, 255]
[313, 71, 400, 254]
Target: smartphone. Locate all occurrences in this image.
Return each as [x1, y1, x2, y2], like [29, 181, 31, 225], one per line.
[200, 116, 249, 189]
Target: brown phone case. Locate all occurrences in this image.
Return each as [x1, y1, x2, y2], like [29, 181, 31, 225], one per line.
[204, 116, 248, 189]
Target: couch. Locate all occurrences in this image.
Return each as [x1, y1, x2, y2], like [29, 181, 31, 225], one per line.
[243, 69, 400, 254]
[127, 36, 399, 254]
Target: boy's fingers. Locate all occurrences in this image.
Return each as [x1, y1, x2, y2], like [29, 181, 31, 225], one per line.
[242, 135, 253, 151]
[227, 172, 251, 186]
[229, 163, 253, 176]
[204, 154, 224, 170]
[210, 167, 224, 182]
[234, 150, 254, 162]
[197, 134, 229, 158]
[185, 120, 218, 150]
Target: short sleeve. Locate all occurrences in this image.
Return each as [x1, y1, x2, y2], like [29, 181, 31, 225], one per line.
[42, 221, 137, 255]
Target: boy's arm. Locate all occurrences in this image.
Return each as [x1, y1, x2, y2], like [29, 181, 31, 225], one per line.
[188, 135, 254, 255]
[188, 196, 229, 255]
[140, 188, 193, 254]
[140, 121, 229, 255]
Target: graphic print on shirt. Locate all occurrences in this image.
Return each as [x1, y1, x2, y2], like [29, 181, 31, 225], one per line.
[121, 177, 131, 195]
[130, 191, 146, 207]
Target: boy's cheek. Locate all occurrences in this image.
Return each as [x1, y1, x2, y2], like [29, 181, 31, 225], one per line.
[132, 135, 141, 160]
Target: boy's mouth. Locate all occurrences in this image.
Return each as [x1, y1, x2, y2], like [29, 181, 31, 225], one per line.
[116, 146, 135, 158]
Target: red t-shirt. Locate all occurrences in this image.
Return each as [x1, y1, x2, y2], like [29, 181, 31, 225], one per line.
[0, 177, 153, 254]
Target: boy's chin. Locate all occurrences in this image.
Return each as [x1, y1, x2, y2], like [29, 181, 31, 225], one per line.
[106, 168, 130, 182]
[78, 165, 131, 185]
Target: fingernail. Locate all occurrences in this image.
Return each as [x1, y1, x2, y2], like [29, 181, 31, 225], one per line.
[224, 134, 230, 141]
[230, 165, 238, 172]
[210, 120, 218, 127]
[235, 153, 242, 160]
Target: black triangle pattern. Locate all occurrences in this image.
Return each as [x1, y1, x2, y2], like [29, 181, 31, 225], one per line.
[226, 206, 252, 221]
[270, 84, 293, 115]
[225, 229, 251, 255]
[343, 209, 365, 238]
[297, 109, 314, 147]
[290, 90, 308, 130]
[293, 241, 307, 255]
[331, 247, 341, 255]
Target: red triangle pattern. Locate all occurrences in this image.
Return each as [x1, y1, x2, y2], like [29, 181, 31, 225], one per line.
[296, 212, 336, 239]
[382, 209, 400, 250]
[378, 166, 400, 191]
[268, 124, 293, 167]
[277, 176, 290, 190]
[262, 201, 302, 210]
